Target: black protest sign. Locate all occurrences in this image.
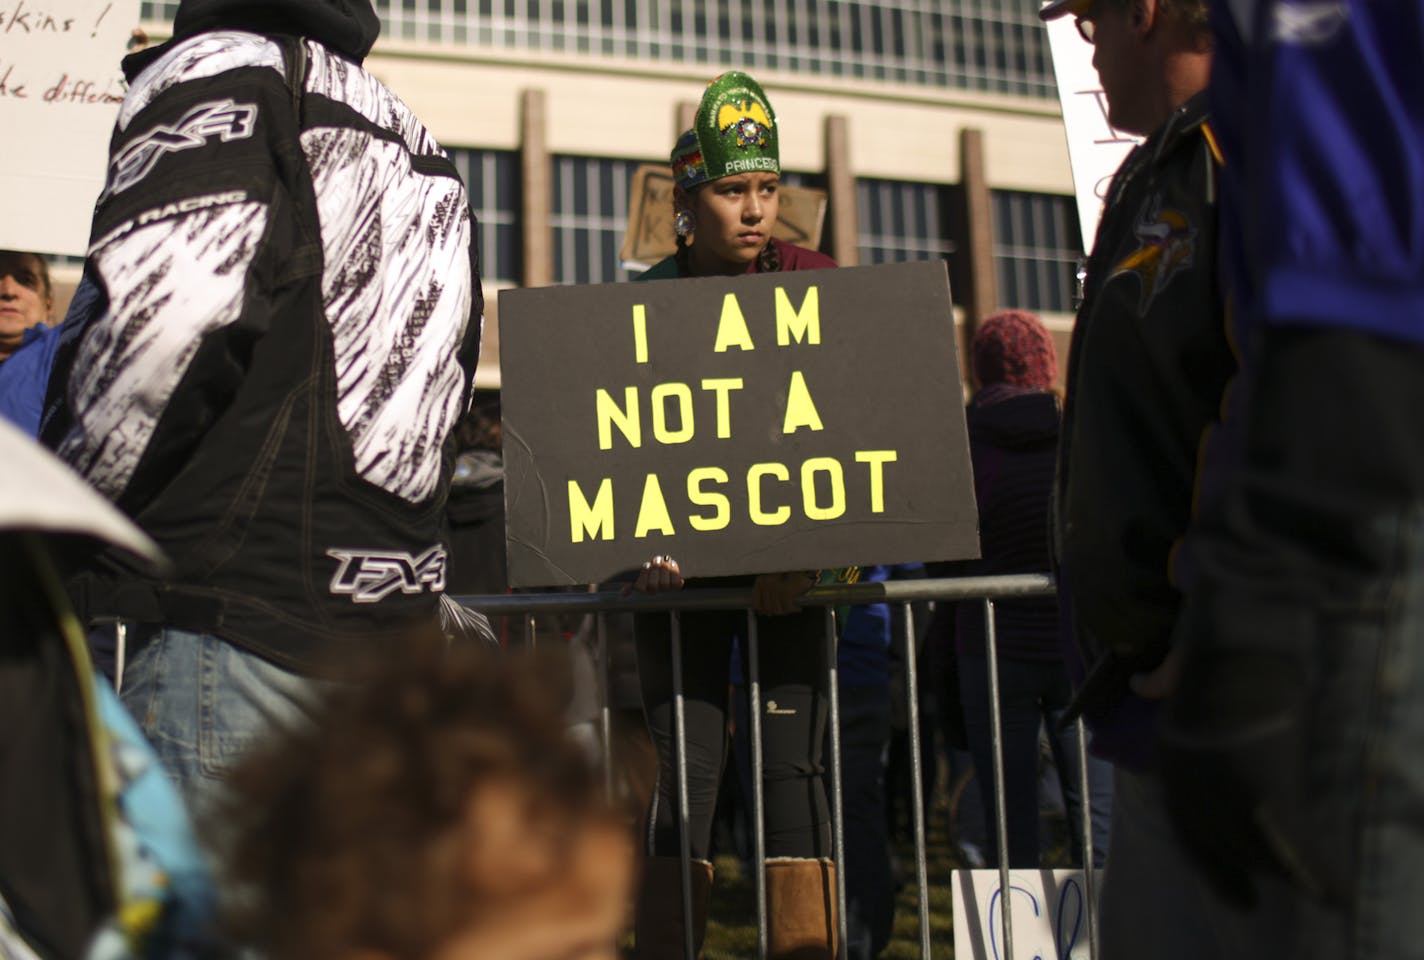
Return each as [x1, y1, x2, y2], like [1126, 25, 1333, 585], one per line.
[498, 260, 979, 587]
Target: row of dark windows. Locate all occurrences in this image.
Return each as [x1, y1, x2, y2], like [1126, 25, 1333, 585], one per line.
[60, 140, 1079, 310]
[452, 150, 1081, 314]
[140, 0, 1058, 99]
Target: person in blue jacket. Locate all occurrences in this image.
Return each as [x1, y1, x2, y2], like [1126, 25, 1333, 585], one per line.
[1156, 0, 1424, 954]
[0, 250, 51, 364]
[0, 250, 62, 436]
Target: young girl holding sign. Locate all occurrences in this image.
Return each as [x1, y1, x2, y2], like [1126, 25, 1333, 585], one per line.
[631, 71, 840, 959]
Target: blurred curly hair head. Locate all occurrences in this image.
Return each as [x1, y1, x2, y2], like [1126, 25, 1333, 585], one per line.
[219, 634, 607, 960]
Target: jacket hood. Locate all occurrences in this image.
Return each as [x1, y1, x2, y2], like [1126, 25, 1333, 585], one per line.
[126, 0, 380, 78]
[967, 388, 1060, 450]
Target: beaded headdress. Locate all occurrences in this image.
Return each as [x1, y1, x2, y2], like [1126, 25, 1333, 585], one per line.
[670, 71, 780, 191]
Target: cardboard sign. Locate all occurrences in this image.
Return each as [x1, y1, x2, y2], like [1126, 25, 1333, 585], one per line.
[0, 416, 161, 564]
[1044, 17, 1142, 253]
[499, 260, 979, 587]
[0, 0, 140, 256]
[952, 869, 1096, 960]
[620, 163, 828, 270]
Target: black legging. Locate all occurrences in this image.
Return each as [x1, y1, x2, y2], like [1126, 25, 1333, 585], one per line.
[635, 600, 832, 861]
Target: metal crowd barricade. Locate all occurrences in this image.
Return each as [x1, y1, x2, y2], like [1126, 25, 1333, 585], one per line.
[457, 574, 1097, 960]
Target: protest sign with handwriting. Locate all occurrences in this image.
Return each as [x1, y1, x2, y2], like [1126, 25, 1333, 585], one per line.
[498, 260, 980, 587]
[0, 0, 140, 255]
[1044, 15, 1141, 253]
[952, 869, 1096, 960]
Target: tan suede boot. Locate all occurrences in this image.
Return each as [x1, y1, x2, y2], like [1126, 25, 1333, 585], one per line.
[633, 856, 714, 959]
[765, 857, 839, 959]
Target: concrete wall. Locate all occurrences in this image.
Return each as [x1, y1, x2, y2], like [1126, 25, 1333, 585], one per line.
[363, 41, 1075, 193]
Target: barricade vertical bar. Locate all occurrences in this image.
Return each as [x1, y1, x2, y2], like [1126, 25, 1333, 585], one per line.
[114, 621, 127, 695]
[670, 610, 696, 960]
[1076, 717, 1100, 960]
[900, 601, 932, 959]
[983, 598, 1013, 960]
[747, 612, 769, 959]
[825, 606, 848, 959]
[524, 613, 536, 648]
[597, 613, 613, 803]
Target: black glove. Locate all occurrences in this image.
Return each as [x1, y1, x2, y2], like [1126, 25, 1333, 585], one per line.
[1158, 584, 1337, 907]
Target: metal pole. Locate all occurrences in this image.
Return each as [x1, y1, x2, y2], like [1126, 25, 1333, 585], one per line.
[114, 621, 127, 695]
[453, 573, 1056, 619]
[1076, 717, 1100, 960]
[825, 606, 848, 959]
[670, 611, 696, 960]
[597, 614, 613, 803]
[747, 613, 769, 959]
[901, 602, 932, 959]
[524, 612, 536, 648]
[983, 598, 1013, 960]
[444, 578, 1062, 956]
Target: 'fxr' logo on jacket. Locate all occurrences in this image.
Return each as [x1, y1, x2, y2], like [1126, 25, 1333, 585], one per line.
[327, 546, 447, 603]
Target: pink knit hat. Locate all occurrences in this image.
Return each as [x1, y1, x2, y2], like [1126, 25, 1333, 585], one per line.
[972, 310, 1057, 389]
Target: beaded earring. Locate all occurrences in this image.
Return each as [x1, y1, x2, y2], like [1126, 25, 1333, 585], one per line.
[674, 208, 696, 239]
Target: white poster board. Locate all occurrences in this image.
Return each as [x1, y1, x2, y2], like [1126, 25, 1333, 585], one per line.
[0, 0, 141, 256]
[1045, 17, 1142, 253]
[951, 868, 1096, 960]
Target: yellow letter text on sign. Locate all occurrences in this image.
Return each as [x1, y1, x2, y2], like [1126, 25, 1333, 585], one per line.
[635, 473, 676, 537]
[569, 478, 615, 542]
[782, 370, 824, 434]
[714, 293, 755, 352]
[801, 457, 846, 520]
[700, 377, 744, 439]
[775, 286, 820, 346]
[687, 467, 731, 531]
[855, 450, 899, 513]
[748, 462, 792, 525]
[651, 382, 695, 444]
[633, 303, 649, 363]
[596, 387, 641, 450]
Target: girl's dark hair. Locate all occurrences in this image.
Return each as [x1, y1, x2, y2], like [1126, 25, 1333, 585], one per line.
[757, 239, 781, 273]
[675, 230, 692, 276]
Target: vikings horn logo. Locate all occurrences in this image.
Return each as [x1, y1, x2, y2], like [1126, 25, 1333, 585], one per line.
[1108, 198, 1197, 315]
[718, 99, 772, 148]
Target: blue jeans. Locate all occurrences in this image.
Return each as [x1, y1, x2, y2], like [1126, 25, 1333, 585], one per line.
[1098, 767, 1260, 959]
[1231, 522, 1424, 959]
[119, 628, 335, 824]
[959, 654, 1112, 868]
[1104, 512, 1424, 959]
[1293, 546, 1424, 960]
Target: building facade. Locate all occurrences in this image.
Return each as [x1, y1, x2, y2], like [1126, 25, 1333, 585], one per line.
[136, 0, 1083, 387]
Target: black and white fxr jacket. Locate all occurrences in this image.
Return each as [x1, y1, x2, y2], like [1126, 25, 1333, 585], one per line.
[44, 24, 482, 674]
